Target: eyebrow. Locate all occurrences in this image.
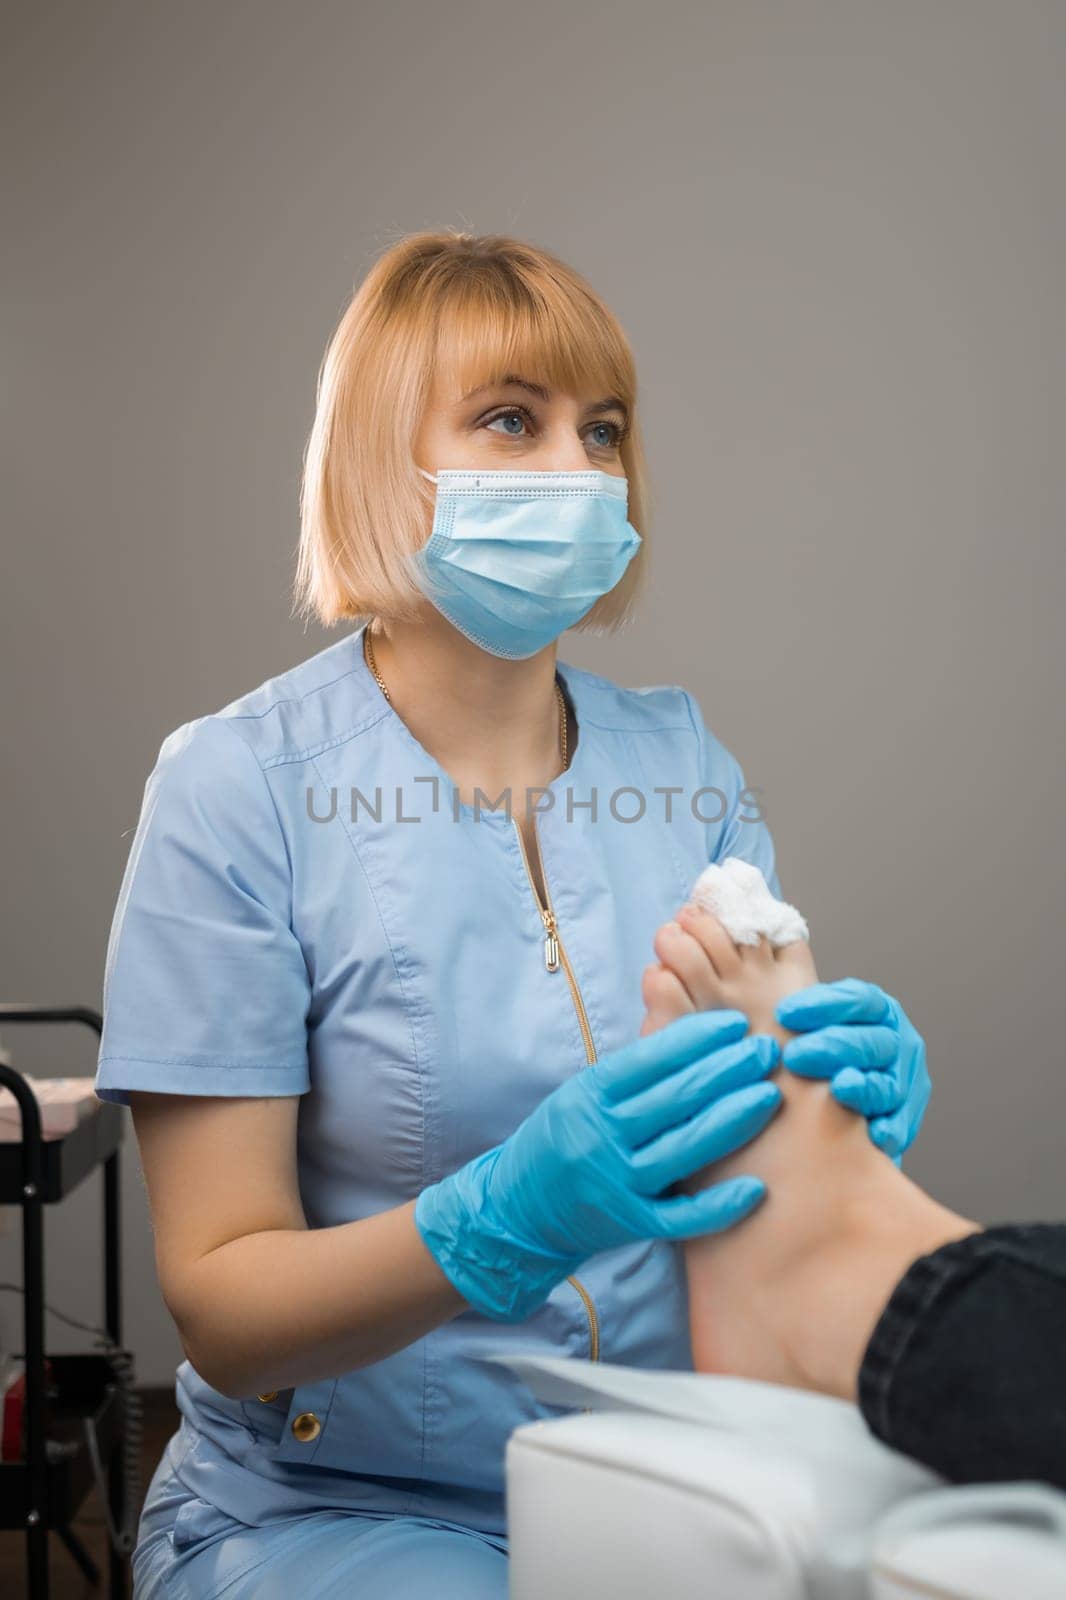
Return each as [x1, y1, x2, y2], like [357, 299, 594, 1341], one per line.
[460, 373, 630, 424]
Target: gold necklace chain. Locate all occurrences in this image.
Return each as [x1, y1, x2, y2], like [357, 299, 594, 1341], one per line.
[363, 624, 568, 771]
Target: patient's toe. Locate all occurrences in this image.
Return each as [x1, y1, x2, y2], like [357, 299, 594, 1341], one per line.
[640, 962, 693, 1035]
[653, 919, 724, 1011]
[773, 938, 818, 986]
[676, 903, 744, 978]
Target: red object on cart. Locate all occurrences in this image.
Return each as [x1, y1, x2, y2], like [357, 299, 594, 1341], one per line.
[1, 1358, 55, 1462]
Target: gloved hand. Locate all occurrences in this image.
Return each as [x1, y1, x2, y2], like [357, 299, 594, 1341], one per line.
[415, 1010, 782, 1321]
[774, 978, 931, 1163]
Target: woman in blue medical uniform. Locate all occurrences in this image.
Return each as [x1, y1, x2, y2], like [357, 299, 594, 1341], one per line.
[95, 231, 931, 1598]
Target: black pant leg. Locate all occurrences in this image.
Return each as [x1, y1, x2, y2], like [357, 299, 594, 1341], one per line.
[857, 1222, 1066, 1489]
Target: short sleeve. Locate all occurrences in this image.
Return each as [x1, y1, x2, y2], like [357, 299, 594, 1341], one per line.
[682, 690, 783, 900]
[95, 716, 312, 1105]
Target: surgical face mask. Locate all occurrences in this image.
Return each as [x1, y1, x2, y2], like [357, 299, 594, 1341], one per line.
[409, 466, 642, 660]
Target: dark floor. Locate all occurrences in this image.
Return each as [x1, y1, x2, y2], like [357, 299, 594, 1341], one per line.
[0, 1388, 178, 1599]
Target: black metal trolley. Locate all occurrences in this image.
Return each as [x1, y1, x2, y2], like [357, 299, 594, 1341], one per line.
[0, 1005, 129, 1599]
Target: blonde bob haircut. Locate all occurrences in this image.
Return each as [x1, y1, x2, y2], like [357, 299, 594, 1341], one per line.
[295, 230, 652, 629]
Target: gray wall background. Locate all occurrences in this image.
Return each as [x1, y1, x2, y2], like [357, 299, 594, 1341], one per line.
[3, 1, 1064, 1384]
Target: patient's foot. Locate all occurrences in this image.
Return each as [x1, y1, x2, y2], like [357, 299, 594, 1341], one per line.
[641, 901, 978, 1400]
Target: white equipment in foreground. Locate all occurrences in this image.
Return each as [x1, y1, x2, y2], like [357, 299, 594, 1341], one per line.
[501, 1356, 1066, 1600]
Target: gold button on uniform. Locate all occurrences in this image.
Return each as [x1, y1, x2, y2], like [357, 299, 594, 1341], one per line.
[256, 1391, 279, 1404]
[291, 1411, 321, 1443]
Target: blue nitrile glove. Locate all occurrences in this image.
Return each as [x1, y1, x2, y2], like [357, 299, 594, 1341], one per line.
[774, 978, 931, 1164]
[415, 1010, 782, 1321]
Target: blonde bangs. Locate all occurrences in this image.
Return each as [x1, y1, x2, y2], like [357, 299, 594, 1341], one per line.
[295, 230, 651, 631]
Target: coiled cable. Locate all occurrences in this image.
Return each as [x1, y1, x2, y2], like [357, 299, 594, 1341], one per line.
[0, 1282, 143, 1554]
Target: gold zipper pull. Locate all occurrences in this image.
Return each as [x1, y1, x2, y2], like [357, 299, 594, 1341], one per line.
[542, 909, 560, 973]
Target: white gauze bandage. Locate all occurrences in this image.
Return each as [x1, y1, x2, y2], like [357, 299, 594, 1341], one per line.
[689, 857, 810, 947]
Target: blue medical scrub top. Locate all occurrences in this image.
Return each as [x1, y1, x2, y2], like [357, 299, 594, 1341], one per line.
[95, 622, 781, 1538]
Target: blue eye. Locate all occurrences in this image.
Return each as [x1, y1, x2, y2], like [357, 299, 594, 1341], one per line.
[482, 405, 629, 448]
[486, 410, 529, 437]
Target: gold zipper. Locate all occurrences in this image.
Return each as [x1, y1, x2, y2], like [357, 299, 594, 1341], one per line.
[566, 1272, 601, 1363]
[512, 812, 601, 1363]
